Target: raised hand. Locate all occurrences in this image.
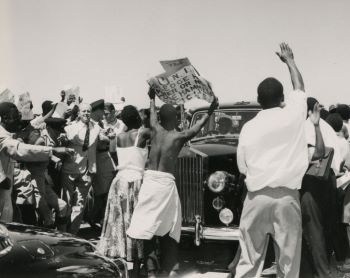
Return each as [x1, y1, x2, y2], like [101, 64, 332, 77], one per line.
[208, 96, 219, 115]
[276, 42, 294, 63]
[308, 102, 321, 126]
[148, 87, 156, 100]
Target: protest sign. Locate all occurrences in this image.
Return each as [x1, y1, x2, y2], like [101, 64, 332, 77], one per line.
[17, 92, 34, 120]
[147, 64, 214, 105]
[0, 88, 15, 103]
[63, 85, 80, 106]
[160, 58, 192, 75]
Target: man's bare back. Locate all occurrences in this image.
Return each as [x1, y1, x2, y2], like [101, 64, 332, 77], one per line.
[147, 88, 219, 176]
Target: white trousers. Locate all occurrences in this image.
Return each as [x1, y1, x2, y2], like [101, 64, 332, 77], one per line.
[236, 187, 302, 278]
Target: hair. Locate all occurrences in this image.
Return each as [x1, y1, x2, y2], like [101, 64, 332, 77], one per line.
[104, 102, 115, 112]
[326, 113, 343, 132]
[159, 104, 177, 127]
[307, 97, 318, 113]
[120, 105, 141, 129]
[42, 100, 53, 116]
[79, 103, 91, 111]
[0, 102, 18, 119]
[257, 78, 284, 109]
[336, 104, 350, 121]
[320, 108, 330, 121]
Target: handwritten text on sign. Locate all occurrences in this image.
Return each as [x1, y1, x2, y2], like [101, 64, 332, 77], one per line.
[148, 65, 214, 105]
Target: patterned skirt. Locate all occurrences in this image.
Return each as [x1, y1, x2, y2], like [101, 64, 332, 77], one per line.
[97, 175, 143, 260]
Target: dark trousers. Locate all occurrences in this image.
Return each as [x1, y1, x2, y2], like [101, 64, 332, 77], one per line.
[300, 170, 350, 278]
[300, 174, 331, 278]
[144, 233, 179, 274]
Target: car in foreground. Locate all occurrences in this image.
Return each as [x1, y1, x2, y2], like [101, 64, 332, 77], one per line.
[0, 222, 127, 278]
[176, 101, 260, 246]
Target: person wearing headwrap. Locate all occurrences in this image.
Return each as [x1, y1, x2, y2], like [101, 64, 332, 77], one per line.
[0, 102, 74, 222]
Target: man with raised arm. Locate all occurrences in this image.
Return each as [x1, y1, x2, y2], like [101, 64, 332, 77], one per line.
[127, 88, 218, 277]
[235, 43, 309, 278]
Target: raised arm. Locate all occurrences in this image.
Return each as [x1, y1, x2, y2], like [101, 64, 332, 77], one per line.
[180, 96, 218, 141]
[276, 43, 304, 92]
[148, 87, 159, 129]
[308, 102, 325, 160]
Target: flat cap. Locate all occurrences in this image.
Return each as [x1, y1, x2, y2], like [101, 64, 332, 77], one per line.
[90, 99, 104, 111]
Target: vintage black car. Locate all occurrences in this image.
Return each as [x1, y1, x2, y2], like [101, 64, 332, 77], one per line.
[0, 222, 127, 278]
[176, 101, 260, 246]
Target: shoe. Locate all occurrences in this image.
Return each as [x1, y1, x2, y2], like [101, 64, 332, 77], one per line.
[261, 263, 277, 276]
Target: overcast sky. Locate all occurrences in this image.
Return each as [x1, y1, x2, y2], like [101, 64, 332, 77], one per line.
[1, 0, 349, 112]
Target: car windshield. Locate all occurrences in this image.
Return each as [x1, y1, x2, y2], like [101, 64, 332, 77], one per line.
[190, 109, 259, 142]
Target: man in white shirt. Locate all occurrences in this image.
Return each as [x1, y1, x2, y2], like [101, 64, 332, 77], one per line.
[235, 43, 308, 278]
[61, 103, 100, 234]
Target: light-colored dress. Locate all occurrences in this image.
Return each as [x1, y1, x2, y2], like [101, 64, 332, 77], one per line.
[97, 129, 148, 260]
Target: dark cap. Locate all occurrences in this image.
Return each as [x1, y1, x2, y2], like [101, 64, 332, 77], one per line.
[90, 99, 104, 111]
[45, 117, 67, 128]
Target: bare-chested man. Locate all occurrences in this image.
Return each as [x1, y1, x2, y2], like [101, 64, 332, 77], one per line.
[127, 87, 218, 277]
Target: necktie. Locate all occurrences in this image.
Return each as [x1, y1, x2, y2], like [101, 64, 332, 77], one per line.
[82, 124, 90, 151]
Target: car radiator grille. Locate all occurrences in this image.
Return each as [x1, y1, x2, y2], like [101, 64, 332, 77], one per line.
[175, 155, 206, 224]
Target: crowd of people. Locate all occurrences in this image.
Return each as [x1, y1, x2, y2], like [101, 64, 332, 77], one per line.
[1, 42, 350, 278]
[0, 80, 217, 277]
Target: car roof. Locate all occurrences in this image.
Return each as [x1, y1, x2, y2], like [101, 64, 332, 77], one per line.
[191, 101, 261, 113]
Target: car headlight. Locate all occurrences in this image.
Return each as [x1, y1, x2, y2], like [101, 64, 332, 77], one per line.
[219, 208, 234, 226]
[207, 171, 234, 193]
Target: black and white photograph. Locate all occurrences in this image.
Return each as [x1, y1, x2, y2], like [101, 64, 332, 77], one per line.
[1, 1, 350, 277]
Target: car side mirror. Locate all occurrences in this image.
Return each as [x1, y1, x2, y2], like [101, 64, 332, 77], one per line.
[0, 224, 13, 257]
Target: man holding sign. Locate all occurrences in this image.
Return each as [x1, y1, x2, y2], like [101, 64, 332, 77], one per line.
[127, 87, 218, 277]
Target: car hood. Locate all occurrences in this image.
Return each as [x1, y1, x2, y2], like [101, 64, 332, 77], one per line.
[4, 222, 92, 248]
[1, 222, 123, 277]
[186, 143, 237, 157]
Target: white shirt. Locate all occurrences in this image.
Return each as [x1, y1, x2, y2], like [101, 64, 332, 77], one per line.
[102, 118, 126, 152]
[62, 121, 100, 174]
[305, 118, 342, 175]
[336, 135, 350, 163]
[237, 90, 309, 192]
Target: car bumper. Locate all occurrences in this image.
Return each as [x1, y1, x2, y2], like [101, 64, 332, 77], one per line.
[181, 226, 240, 241]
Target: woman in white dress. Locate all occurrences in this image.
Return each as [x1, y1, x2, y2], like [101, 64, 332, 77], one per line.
[97, 105, 150, 276]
